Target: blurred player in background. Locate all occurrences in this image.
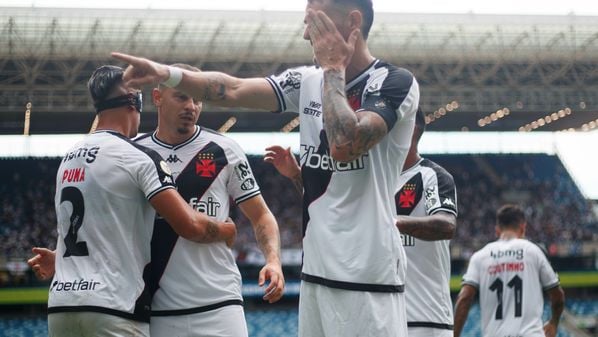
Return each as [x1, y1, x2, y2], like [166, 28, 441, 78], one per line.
[111, 0, 419, 335]
[453, 204, 565, 337]
[137, 63, 284, 337]
[38, 65, 235, 337]
[394, 107, 457, 337]
[265, 107, 458, 337]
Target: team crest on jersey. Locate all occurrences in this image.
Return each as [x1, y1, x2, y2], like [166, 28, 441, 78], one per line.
[395, 173, 423, 215]
[160, 160, 172, 175]
[195, 153, 216, 177]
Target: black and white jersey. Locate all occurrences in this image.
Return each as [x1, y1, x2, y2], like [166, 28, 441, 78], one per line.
[395, 158, 458, 330]
[462, 238, 560, 337]
[135, 126, 260, 314]
[48, 130, 175, 322]
[267, 60, 419, 291]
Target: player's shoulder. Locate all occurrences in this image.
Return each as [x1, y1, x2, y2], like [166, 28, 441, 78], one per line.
[373, 60, 415, 84]
[200, 127, 241, 147]
[106, 131, 166, 165]
[132, 131, 153, 145]
[419, 158, 455, 181]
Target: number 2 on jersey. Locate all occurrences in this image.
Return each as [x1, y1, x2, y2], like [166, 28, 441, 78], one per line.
[60, 186, 89, 257]
[489, 275, 523, 320]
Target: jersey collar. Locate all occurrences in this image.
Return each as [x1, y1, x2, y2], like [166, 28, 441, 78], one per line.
[401, 157, 425, 175]
[346, 59, 380, 91]
[151, 125, 201, 150]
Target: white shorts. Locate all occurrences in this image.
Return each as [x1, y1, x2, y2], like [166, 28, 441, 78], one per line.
[150, 304, 248, 337]
[407, 327, 453, 337]
[298, 281, 407, 337]
[48, 312, 149, 337]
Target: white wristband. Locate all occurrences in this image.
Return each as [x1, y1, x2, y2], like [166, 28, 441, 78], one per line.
[161, 66, 183, 88]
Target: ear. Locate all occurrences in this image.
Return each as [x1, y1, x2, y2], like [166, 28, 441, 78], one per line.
[519, 222, 526, 237]
[151, 88, 162, 107]
[495, 225, 501, 238]
[347, 9, 362, 33]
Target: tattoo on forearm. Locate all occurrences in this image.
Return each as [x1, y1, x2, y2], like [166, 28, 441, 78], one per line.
[322, 69, 385, 158]
[255, 223, 280, 261]
[204, 77, 227, 101]
[204, 219, 220, 241]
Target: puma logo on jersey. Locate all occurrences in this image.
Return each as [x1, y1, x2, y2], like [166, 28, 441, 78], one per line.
[300, 145, 367, 172]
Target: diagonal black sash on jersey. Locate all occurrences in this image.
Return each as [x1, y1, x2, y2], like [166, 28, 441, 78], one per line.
[149, 142, 228, 298]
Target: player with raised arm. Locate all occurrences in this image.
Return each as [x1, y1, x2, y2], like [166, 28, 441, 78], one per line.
[111, 1, 419, 335]
[265, 107, 458, 337]
[453, 204, 565, 337]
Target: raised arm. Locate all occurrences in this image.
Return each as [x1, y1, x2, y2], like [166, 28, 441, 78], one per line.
[237, 195, 285, 303]
[111, 52, 278, 111]
[150, 189, 236, 246]
[396, 211, 456, 241]
[453, 284, 477, 337]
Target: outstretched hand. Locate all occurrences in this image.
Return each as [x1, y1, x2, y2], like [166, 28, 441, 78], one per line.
[27, 247, 56, 280]
[111, 52, 170, 88]
[264, 146, 300, 179]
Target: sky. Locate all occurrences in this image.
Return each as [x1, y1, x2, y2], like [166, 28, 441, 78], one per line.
[1, 0, 598, 16]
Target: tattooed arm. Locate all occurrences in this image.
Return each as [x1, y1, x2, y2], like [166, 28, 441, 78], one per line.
[238, 195, 285, 303]
[396, 211, 457, 241]
[322, 69, 389, 162]
[150, 189, 236, 246]
[112, 52, 278, 111]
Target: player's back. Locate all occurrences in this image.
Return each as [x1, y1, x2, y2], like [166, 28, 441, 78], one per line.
[465, 238, 560, 337]
[48, 130, 174, 323]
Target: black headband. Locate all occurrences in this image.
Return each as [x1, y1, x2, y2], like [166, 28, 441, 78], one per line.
[94, 92, 143, 114]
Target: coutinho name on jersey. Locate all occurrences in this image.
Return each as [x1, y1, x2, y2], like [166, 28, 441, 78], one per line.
[488, 248, 525, 275]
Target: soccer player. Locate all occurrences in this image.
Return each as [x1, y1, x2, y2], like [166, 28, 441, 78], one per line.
[43, 65, 235, 337]
[137, 63, 284, 337]
[265, 107, 458, 337]
[112, 0, 420, 335]
[394, 107, 457, 337]
[453, 204, 565, 337]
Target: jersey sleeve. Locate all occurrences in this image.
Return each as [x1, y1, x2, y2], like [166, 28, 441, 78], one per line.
[359, 67, 419, 131]
[129, 145, 176, 200]
[266, 66, 311, 113]
[226, 141, 261, 204]
[423, 165, 458, 216]
[532, 245, 560, 291]
[462, 252, 481, 289]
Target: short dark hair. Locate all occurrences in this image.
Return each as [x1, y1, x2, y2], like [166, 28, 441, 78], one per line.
[413, 107, 426, 141]
[88, 65, 124, 103]
[333, 0, 374, 40]
[496, 204, 526, 230]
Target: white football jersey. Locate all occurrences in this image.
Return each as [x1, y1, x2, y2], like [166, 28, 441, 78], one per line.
[462, 238, 560, 337]
[395, 158, 457, 330]
[135, 126, 261, 314]
[48, 130, 175, 322]
[267, 60, 419, 291]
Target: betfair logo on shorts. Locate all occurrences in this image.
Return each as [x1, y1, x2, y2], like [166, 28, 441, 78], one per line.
[300, 145, 367, 172]
[51, 279, 100, 292]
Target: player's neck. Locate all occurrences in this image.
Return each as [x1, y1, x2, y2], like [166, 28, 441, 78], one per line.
[499, 231, 520, 240]
[345, 45, 376, 82]
[402, 149, 421, 172]
[155, 125, 197, 146]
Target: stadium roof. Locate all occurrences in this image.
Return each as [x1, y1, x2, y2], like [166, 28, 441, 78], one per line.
[1, 7, 598, 134]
